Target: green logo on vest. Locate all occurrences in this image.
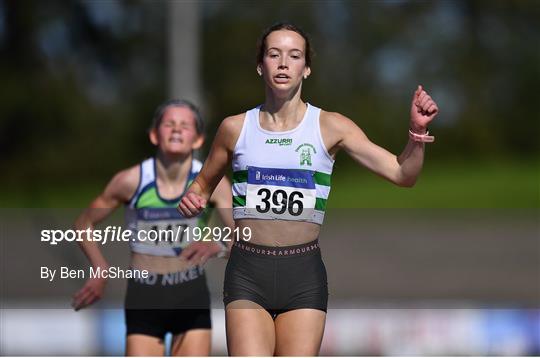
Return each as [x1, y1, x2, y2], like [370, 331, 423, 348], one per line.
[265, 138, 292, 146]
[300, 148, 312, 166]
[295, 143, 316, 166]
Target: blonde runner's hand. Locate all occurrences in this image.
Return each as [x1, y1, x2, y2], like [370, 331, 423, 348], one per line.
[72, 276, 107, 311]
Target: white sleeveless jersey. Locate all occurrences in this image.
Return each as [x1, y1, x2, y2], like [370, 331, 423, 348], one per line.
[125, 157, 208, 256]
[232, 103, 334, 225]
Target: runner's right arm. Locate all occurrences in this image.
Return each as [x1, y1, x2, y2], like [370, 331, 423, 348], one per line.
[178, 114, 244, 217]
[72, 166, 139, 310]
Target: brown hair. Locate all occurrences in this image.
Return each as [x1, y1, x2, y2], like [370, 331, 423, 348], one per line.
[149, 99, 204, 135]
[256, 22, 313, 67]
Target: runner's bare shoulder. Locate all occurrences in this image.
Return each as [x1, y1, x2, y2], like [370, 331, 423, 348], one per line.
[103, 164, 141, 204]
[218, 113, 246, 150]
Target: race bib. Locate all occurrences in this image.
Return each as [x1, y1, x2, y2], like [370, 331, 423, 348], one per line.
[134, 208, 198, 255]
[245, 166, 316, 221]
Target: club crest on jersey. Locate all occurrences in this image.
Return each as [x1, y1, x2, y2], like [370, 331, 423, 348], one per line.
[295, 143, 316, 166]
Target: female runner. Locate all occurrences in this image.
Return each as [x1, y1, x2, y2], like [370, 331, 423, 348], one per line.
[73, 99, 233, 356]
[178, 23, 438, 356]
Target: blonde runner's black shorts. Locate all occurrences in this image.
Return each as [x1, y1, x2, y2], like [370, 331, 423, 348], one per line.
[125, 266, 211, 337]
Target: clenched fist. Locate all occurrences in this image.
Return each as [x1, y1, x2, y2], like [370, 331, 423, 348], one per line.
[410, 85, 438, 133]
[177, 191, 207, 217]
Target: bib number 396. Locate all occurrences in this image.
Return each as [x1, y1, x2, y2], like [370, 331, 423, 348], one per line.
[256, 188, 304, 216]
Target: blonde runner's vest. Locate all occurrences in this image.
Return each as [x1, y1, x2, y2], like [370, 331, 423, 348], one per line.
[125, 157, 209, 256]
[232, 103, 334, 225]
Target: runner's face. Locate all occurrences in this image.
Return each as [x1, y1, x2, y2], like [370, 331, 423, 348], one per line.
[151, 106, 203, 155]
[260, 30, 311, 93]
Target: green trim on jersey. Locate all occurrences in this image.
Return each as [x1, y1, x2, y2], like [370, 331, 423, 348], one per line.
[233, 195, 246, 207]
[233, 170, 248, 183]
[135, 186, 177, 208]
[315, 197, 327, 211]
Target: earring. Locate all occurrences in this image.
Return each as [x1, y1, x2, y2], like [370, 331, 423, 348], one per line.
[257, 68, 262, 76]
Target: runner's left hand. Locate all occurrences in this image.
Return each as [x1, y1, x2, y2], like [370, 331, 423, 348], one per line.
[410, 85, 439, 133]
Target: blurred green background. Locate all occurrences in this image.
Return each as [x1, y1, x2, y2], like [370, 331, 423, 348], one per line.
[0, 0, 538, 208]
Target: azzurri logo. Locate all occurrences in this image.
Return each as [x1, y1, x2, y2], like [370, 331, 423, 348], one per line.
[265, 138, 293, 146]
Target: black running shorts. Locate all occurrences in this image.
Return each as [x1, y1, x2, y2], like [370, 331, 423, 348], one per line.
[125, 266, 211, 337]
[223, 239, 328, 317]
